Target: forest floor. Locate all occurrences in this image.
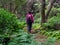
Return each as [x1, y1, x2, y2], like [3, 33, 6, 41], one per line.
[31, 30, 60, 45]
[23, 27, 60, 45]
[34, 33, 60, 45]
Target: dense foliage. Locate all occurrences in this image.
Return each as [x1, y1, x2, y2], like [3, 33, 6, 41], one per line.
[8, 30, 39, 45]
[40, 30, 60, 40]
[7, 30, 56, 45]
[0, 0, 60, 45]
[0, 8, 21, 37]
[43, 13, 60, 30]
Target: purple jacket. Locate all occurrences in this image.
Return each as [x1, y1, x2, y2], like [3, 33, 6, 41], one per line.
[26, 13, 34, 23]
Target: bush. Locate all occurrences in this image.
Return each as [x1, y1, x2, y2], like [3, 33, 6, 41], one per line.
[40, 29, 60, 40]
[8, 30, 56, 45]
[42, 37, 56, 45]
[43, 14, 60, 30]
[49, 8, 60, 18]
[33, 23, 40, 30]
[8, 30, 41, 45]
[0, 8, 21, 37]
[35, 18, 41, 23]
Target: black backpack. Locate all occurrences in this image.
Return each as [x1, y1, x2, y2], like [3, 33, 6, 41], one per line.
[27, 16, 32, 24]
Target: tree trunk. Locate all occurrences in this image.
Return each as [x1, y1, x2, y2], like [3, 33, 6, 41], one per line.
[9, 0, 13, 12]
[41, 0, 46, 24]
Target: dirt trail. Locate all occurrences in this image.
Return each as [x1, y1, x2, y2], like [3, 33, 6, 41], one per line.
[34, 33, 47, 42]
[34, 33, 60, 45]
[23, 27, 60, 45]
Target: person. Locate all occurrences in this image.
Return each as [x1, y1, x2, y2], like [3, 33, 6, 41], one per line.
[26, 11, 34, 33]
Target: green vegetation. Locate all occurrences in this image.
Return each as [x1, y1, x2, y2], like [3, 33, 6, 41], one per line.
[40, 30, 60, 40]
[0, 8, 56, 45]
[0, 0, 60, 45]
[43, 14, 60, 30]
[8, 30, 40, 45]
[0, 8, 21, 37]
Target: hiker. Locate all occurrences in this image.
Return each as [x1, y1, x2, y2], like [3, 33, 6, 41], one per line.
[26, 11, 34, 33]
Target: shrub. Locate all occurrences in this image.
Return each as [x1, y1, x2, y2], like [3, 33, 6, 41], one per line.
[42, 37, 56, 45]
[33, 23, 40, 30]
[0, 8, 21, 37]
[35, 18, 41, 23]
[49, 8, 60, 18]
[43, 14, 60, 30]
[8, 30, 41, 45]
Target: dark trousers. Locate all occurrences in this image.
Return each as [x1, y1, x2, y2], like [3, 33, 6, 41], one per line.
[27, 23, 32, 33]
